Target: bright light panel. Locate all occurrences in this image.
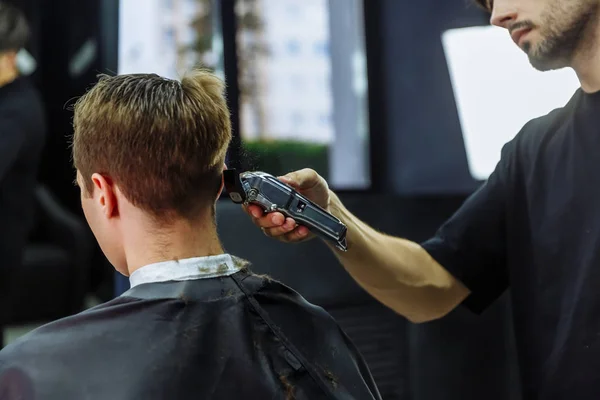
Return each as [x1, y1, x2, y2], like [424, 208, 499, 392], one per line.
[442, 25, 579, 180]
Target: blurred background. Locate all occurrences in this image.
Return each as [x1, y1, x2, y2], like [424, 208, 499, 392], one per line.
[1, 0, 581, 399]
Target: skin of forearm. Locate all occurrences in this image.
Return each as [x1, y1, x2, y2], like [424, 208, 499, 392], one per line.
[325, 191, 470, 323]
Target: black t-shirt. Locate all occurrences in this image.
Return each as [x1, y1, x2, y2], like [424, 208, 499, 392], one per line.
[0, 268, 382, 400]
[421, 88, 600, 399]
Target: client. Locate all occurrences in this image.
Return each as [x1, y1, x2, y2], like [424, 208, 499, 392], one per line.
[0, 69, 381, 400]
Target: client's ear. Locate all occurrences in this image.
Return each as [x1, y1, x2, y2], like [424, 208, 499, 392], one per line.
[217, 164, 227, 199]
[91, 173, 119, 219]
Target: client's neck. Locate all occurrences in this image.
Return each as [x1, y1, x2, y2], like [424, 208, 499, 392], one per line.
[124, 213, 224, 276]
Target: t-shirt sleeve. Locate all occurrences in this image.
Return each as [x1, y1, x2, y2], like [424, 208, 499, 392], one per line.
[420, 138, 519, 314]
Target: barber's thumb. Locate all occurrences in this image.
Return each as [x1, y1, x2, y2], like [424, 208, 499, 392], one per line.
[278, 173, 298, 187]
[280, 169, 318, 190]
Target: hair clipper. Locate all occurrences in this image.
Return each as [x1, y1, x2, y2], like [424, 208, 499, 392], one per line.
[223, 169, 348, 251]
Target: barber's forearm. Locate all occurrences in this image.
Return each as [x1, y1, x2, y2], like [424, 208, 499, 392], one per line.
[326, 191, 469, 323]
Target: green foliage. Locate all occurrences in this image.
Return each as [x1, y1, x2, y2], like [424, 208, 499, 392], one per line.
[238, 9, 263, 31]
[242, 139, 329, 179]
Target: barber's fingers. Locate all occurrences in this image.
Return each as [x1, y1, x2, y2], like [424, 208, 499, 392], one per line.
[279, 168, 321, 191]
[243, 204, 312, 242]
[243, 204, 285, 228]
[243, 204, 311, 242]
[284, 225, 311, 242]
[262, 223, 311, 243]
[243, 204, 263, 218]
[261, 217, 297, 237]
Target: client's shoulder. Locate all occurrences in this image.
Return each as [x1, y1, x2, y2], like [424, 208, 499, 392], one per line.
[0, 296, 144, 362]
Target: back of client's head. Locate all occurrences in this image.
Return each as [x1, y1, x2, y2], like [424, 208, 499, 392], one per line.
[72, 69, 232, 273]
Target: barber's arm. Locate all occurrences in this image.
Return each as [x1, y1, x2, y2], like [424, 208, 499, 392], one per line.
[246, 140, 514, 322]
[245, 169, 468, 323]
[327, 189, 470, 323]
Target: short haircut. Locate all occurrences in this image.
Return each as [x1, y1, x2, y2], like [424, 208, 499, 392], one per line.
[0, 2, 30, 52]
[72, 69, 232, 222]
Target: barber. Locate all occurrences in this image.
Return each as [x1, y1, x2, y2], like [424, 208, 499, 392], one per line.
[245, 0, 600, 398]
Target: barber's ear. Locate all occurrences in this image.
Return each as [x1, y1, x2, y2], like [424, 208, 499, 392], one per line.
[91, 173, 119, 218]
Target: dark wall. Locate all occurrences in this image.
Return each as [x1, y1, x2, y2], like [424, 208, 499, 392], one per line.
[36, 0, 104, 212]
[368, 0, 487, 195]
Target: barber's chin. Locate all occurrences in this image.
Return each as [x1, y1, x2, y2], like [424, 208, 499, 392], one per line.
[528, 55, 567, 72]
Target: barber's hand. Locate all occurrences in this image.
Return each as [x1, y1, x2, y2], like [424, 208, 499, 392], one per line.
[243, 168, 331, 243]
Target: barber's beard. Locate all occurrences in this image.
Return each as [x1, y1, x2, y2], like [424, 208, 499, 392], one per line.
[526, 2, 599, 71]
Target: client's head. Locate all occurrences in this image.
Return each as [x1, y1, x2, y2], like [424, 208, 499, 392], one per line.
[72, 69, 232, 275]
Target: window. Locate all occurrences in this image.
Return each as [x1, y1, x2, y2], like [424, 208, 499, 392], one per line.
[286, 4, 301, 18]
[319, 113, 330, 126]
[235, 0, 370, 189]
[118, 0, 223, 79]
[442, 25, 579, 180]
[314, 41, 329, 56]
[290, 74, 303, 90]
[164, 27, 175, 46]
[291, 112, 304, 127]
[287, 40, 301, 55]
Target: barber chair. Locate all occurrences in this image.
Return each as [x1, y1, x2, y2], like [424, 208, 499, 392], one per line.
[1, 185, 94, 347]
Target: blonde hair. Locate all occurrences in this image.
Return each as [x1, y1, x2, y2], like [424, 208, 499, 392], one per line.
[72, 68, 232, 221]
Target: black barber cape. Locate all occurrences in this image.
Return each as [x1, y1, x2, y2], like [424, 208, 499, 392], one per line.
[0, 262, 381, 400]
